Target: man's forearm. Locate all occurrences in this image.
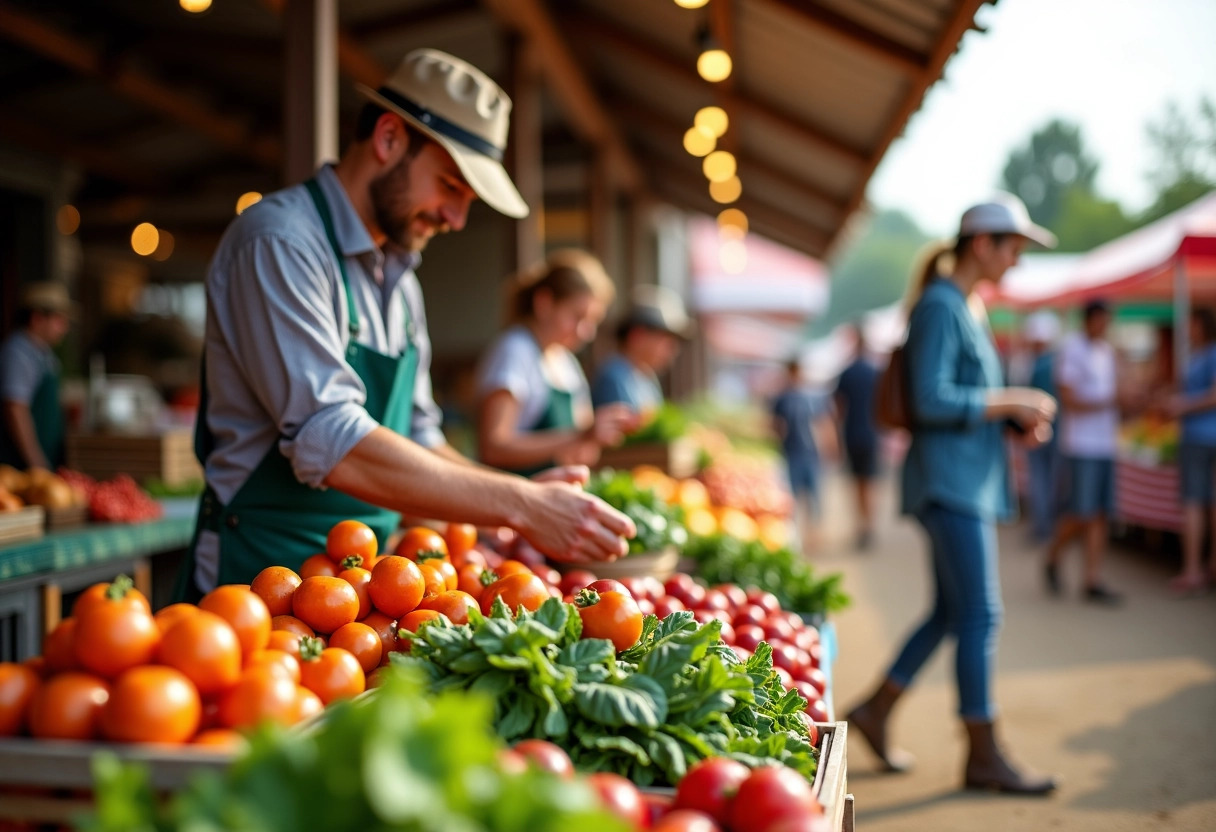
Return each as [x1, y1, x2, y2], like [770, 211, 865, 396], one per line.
[325, 426, 534, 529]
[2, 401, 47, 469]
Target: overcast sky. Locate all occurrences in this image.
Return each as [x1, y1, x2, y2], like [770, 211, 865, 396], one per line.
[866, 0, 1216, 237]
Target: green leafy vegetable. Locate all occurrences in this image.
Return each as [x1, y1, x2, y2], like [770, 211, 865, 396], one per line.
[623, 403, 689, 445]
[584, 470, 688, 555]
[395, 599, 818, 787]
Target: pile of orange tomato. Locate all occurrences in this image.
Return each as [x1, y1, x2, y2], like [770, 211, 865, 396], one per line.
[0, 519, 562, 750]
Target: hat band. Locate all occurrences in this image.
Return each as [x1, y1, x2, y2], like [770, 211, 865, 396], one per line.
[376, 86, 503, 162]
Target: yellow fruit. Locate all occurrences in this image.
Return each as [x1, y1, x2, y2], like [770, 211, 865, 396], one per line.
[676, 479, 711, 512]
[716, 507, 758, 541]
[685, 508, 718, 537]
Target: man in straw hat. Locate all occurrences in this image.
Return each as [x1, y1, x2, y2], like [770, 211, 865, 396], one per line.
[180, 49, 633, 597]
[592, 284, 693, 414]
[0, 282, 74, 470]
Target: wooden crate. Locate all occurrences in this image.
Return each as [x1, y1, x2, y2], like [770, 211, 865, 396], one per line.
[0, 506, 45, 546]
[44, 505, 89, 531]
[66, 430, 202, 487]
[596, 437, 700, 478]
[813, 721, 854, 832]
[0, 738, 231, 824]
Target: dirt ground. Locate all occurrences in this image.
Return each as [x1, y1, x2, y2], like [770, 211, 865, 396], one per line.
[813, 472, 1216, 832]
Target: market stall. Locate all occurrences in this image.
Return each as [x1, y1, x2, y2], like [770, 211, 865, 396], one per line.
[996, 193, 1216, 534]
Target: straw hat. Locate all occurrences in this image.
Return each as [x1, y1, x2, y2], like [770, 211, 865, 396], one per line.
[19, 282, 77, 320]
[358, 49, 528, 219]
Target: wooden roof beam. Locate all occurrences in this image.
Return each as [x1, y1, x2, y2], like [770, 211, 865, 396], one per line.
[480, 0, 643, 194]
[561, 11, 867, 168]
[834, 0, 989, 251]
[348, 1, 481, 41]
[0, 114, 161, 192]
[756, 0, 929, 75]
[0, 3, 281, 168]
[258, 0, 386, 88]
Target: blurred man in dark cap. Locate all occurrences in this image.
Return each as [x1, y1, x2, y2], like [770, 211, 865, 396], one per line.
[0, 282, 74, 469]
[591, 285, 692, 415]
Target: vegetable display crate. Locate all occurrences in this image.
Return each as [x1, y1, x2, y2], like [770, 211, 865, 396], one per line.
[596, 437, 700, 479]
[44, 505, 89, 531]
[813, 721, 854, 832]
[66, 429, 203, 487]
[0, 506, 45, 546]
[0, 738, 232, 824]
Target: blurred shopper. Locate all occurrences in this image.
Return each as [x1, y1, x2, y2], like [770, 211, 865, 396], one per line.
[477, 250, 637, 476]
[833, 324, 882, 550]
[0, 282, 73, 470]
[182, 50, 633, 597]
[771, 358, 837, 553]
[1164, 307, 1216, 595]
[1024, 311, 1062, 543]
[591, 285, 691, 413]
[848, 194, 1058, 794]
[1045, 299, 1124, 605]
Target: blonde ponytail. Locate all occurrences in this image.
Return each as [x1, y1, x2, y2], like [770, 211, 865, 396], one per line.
[502, 249, 616, 327]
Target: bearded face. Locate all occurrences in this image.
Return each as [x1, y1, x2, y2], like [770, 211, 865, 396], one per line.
[368, 151, 449, 253]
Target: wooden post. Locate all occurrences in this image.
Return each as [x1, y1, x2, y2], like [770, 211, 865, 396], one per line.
[40, 583, 61, 635]
[283, 0, 338, 184]
[508, 37, 544, 273]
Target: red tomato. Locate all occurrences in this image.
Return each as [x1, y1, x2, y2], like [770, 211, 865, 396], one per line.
[806, 698, 829, 723]
[730, 645, 753, 663]
[0, 663, 41, 736]
[512, 739, 574, 778]
[654, 596, 687, 619]
[732, 605, 767, 628]
[717, 621, 736, 645]
[713, 584, 748, 611]
[733, 624, 765, 652]
[664, 575, 706, 608]
[636, 598, 656, 617]
[102, 666, 201, 745]
[558, 569, 598, 597]
[586, 578, 631, 598]
[697, 589, 731, 613]
[653, 809, 724, 832]
[792, 681, 821, 709]
[673, 756, 750, 823]
[745, 589, 782, 615]
[727, 765, 820, 832]
[797, 667, 828, 696]
[587, 772, 646, 828]
[770, 641, 801, 674]
[762, 617, 796, 643]
[643, 791, 673, 827]
[480, 573, 548, 616]
[326, 520, 378, 564]
[575, 589, 643, 652]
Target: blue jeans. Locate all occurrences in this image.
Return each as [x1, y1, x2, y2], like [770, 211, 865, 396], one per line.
[887, 503, 1003, 721]
[1026, 441, 1059, 542]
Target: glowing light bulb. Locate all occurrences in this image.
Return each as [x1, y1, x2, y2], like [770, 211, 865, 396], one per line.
[695, 106, 728, 138]
[56, 205, 80, 235]
[720, 239, 748, 274]
[709, 176, 742, 204]
[683, 126, 716, 157]
[717, 208, 748, 235]
[674, 0, 709, 8]
[180, 0, 212, 12]
[697, 49, 732, 83]
[131, 223, 159, 256]
[702, 150, 737, 183]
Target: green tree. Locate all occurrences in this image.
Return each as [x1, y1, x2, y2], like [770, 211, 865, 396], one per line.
[812, 208, 930, 336]
[1001, 119, 1100, 229]
[1141, 97, 1216, 223]
[1051, 187, 1136, 252]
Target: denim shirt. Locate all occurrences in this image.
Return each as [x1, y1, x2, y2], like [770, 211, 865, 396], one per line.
[900, 279, 1013, 521]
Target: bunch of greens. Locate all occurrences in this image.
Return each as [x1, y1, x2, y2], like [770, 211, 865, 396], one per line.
[141, 477, 205, 498]
[683, 533, 850, 618]
[395, 598, 816, 787]
[81, 669, 627, 832]
[623, 403, 689, 445]
[585, 469, 688, 554]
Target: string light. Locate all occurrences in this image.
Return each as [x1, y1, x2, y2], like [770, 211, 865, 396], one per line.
[697, 49, 732, 83]
[152, 230, 175, 262]
[131, 223, 159, 256]
[56, 205, 80, 235]
[717, 208, 748, 234]
[695, 106, 729, 138]
[702, 150, 737, 183]
[674, 0, 709, 8]
[180, 0, 212, 12]
[720, 239, 748, 274]
[236, 192, 263, 215]
[709, 176, 742, 204]
[683, 126, 716, 157]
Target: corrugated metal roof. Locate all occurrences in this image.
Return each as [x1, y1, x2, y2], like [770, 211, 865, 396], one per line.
[0, 0, 991, 265]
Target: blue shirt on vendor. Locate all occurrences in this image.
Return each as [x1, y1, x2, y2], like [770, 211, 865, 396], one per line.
[591, 284, 691, 413]
[591, 355, 662, 411]
[1182, 344, 1216, 446]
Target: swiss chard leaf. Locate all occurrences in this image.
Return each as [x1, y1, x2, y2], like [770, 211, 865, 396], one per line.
[572, 681, 662, 729]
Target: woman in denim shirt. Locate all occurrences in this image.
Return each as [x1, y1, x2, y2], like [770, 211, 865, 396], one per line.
[848, 195, 1059, 795]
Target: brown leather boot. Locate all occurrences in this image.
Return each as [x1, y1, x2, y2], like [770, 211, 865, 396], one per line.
[846, 679, 915, 772]
[963, 720, 1058, 795]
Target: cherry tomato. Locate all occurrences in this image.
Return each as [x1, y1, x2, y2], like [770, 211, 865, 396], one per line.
[250, 566, 302, 617]
[394, 526, 449, 563]
[745, 588, 782, 615]
[244, 648, 302, 684]
[336, 558, 373, 620]
[575, 589, 643, 652]
[297, 637, 365, 705]
[154, 603, 201, 634]
[697, 589, 731, 613]
[199, 586, 271, 655]
[443, 522, 479, 564]
[654, 596, 687, 619]
[512, 739, 574, 778]
[157, 610, 243, 696]
[480, 573, 548, 616]
[732, 605, 768, 628]
[328, 622, 382, 673]
[587, 772, 646, 827]
[713, 584, 748, 611]
[72, 575, 150, 619]
[586, 578, 631, 597]
[368, 556, 425, 619]
[419, 590, 479, 626]
[734, 624, 765, 652]
[74, 596, 160, 679]
[219, 666, 300, 729]
[558, 569, 598, 597]
[762, 617, 796, 643]
[674, 757, 750, 823]
[271, 615, 315, 639]
[299, 553, 339, 579]
[728, 765, 820, 832]
[293, 576, 359, 635]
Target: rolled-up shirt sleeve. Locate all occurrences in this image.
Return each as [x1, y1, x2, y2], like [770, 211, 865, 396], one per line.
[907, 301, 987, 429]
[214, 234, 380, 488]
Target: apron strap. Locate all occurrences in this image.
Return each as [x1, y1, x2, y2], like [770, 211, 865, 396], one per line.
[305, 178, 360, 338]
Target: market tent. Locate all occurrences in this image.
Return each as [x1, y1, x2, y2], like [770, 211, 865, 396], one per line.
[983, 252, 1084, 309]
[1027, 192, 1216, 305]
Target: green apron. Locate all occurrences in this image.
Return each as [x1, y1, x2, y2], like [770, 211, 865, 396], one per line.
[177, 178, 418, 598]
[509, 381, 577, 478]
[0, 362, 64, 468]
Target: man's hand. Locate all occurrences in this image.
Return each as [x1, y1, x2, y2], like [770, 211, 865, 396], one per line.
[517, 481, 636, 564]
[531, 465, 591, 486]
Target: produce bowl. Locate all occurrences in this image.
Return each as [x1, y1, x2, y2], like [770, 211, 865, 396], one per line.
[554, 545, 679, 580]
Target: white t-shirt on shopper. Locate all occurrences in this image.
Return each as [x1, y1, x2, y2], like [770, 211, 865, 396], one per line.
[1056, 332, 1118, 459]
